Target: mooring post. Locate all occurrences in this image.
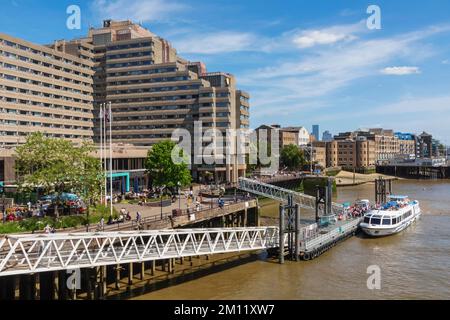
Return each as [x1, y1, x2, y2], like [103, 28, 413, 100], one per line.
[57, 270, 68, 300]
[115, 264, 121, 290]
[102, 265, 107, 298]
[128, 263, 133, 286]
[295, 204, 300, 262]
[315, 186, 320, 223]
[140, 262, 145, 281]
[279, 204, 285, 264]
[85, 268, 93, 300]
[39, 271, 55, 300]
[19, 274, 36, 300]
[151, 260, 156, 275]
[327, 179, 333, 215]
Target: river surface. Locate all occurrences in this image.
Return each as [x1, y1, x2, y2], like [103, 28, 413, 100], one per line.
[134, 180, 450, 300]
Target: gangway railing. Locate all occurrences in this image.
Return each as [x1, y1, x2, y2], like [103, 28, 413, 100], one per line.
[238, 178, 344, 214]
[0, 227, 283, 277]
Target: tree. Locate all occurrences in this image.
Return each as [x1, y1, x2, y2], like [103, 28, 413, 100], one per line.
[280, 144, 305, 171]
[15, 132, 102, 217]
[145, 140, 192, 193]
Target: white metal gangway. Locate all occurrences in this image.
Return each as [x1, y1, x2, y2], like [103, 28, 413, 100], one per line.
[238, 177, 344, 214]
[0, 227, 283, 277]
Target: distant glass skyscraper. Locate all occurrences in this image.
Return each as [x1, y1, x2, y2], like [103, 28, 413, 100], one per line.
[322, 130, 333, 142]
[312, 125, 320, 141]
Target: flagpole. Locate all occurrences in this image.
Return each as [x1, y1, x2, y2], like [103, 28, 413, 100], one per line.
[103, 103, 107, 206]
[109, 101, 113, 218]
[99, 103, 103, 205]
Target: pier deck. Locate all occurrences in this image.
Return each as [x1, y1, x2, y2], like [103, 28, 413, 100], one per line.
[299, 218, 362, 260]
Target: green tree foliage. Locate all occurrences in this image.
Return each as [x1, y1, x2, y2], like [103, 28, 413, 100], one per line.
[15, 132, 102, 210]
[280, 144, 305, 171]
[145, 140, 192, 192]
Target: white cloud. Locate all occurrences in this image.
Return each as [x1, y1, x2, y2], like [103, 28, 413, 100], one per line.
[91, 0, 187, 23]
[291, 22, 364, 48]
[174, 32, 257, 54]
[380, 66, 421, 75]
[293, 30, 354, 48]
[242, 24, 450, 120]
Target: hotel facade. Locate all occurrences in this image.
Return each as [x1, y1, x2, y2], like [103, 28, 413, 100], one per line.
[0, 20, 250, 187]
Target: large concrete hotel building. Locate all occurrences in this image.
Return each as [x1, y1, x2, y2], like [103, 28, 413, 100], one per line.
[0, 20, 250, 188]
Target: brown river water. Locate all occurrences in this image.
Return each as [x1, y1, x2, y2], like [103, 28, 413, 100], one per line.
[134, 180, 450, 300]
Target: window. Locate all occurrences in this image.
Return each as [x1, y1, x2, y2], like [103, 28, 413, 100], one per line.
[370, 217, 381, 225]
[382, 218, 391, 225]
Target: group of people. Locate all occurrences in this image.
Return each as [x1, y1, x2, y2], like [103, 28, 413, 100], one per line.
[96, 208, 143, 231]
[43, 224, 56, 234]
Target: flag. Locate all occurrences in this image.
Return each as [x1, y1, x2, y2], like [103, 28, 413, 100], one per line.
[104, 103, 112, 123]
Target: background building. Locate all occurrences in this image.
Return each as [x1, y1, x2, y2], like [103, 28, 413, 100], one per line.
[312, 125, 319, 141]
[322, 130, 333, 142]
[0, 20, 250, 185]
[0, 33, 95, 146]
[395, 132, 416, 159]
[326, 137, 376, 170]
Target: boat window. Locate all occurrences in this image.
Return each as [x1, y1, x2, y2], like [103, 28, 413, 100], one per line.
[370, 217, 381, 225]
[382, 218, 391, 225]
[392, 217, 397, 224]
[364, 217, 370, 224]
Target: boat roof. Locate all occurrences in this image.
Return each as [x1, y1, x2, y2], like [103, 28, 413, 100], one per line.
[388, 195, 409, 200]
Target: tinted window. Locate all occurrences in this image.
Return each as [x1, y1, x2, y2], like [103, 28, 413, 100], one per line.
[382, 219, 391, 225]
[364, 217, 370, 223]
[370, 218, 381, 225]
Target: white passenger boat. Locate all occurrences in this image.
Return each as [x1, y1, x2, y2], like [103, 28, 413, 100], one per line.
[360, 195, 421, 237]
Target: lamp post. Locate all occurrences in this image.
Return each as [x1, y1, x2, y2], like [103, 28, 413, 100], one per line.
[177, 181, 181, 210]
[160, 193, 163, 220]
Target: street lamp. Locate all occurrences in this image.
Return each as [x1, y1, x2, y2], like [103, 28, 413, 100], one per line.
[177, 181, 181, 210]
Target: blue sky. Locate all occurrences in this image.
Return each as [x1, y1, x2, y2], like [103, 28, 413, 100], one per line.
[2, 0, 450, 143]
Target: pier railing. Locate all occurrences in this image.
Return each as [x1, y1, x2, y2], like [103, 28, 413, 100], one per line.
[0, 227, 282, 277]
[238, 178, 344, 214]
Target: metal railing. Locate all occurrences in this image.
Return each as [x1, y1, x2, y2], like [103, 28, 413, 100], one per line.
[238, 178, 344, 214]
[0, 227, 282, 277]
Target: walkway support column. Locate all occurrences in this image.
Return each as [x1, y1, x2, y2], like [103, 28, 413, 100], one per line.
[279, 204, 285, 264]
[19, 274, 36, 300]
[39, 272, 55, 300]
[294, 204, 301, 262]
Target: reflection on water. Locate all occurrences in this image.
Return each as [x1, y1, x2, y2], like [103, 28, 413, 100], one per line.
[134, 180, 450, 300]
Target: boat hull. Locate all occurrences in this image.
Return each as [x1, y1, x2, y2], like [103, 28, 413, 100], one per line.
[361, 211, 421, 237]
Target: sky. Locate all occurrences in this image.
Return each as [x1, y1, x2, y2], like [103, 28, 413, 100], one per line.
[1, 0, 450, 144]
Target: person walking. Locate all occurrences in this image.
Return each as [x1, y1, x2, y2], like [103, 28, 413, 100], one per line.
[98, 217, 105, 231]
[136, 211, 142, 223]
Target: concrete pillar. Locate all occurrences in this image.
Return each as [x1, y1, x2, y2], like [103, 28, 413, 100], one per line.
[115, 264, 121, 290]
[279, 204, 285, 264]
[101, 266, 107, 299]
[19, 274, 36, 300]
[150, 261, 155, 276]
[295, 204, 301, 262]
[1, 276, 16, 300]
[39, 272, 55, 300]
[93, 267, 101, 300]
[140, 262, 145, 281]
[128, 263, 133, 286]
[83, 269, 93, 300]
[57, 271, 68, 300]
[168, 259, 174, 274]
